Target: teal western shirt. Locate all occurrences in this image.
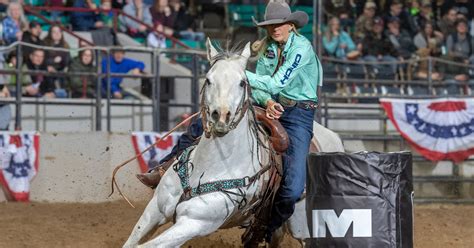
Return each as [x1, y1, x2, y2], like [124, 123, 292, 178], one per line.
[246, 32, 323, 106]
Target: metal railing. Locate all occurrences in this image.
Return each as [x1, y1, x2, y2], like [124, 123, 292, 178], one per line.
[0, 42, 206, 132]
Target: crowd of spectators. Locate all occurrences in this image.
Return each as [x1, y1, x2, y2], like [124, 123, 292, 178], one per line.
[0, 1, 153, 100]
[322, 0, 474, 87]
[0, 0, 472, 102]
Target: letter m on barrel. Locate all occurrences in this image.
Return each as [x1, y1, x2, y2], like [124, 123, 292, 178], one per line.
[312, 209, 372, 238]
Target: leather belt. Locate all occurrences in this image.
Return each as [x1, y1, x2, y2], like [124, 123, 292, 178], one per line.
[278, 95, 318, 110]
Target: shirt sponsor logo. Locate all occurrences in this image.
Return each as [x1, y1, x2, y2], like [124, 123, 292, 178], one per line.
[280, 54, 302, 85]
[265, 49, 275, 59]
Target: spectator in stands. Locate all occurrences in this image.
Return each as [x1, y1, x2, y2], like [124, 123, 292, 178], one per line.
[100, 0, 114, 28]
[414, 21, 444, 56]
[438, 55, 470, 95]
[0, 0, 8, 19]
[111, 0, 126, 9]
[0, 50, 12, 130]
[322, 17, 358, 60]
[354, 1, 376, 41]
[121, 0, 153, 38]
[412, 22, 443, 80]
[338, 10, 355, 34]
[21, 49, 47, 97]
[71, 0, 105, 31]
[150, 0, 176, 30]
[361, 17, 399, 73]
[446, 18, 474, 64]
[383, 0, 415, 35]
[4, 52, 16, 87]
[386, 16, 416, 60]
[409, 0, 434, 34]
[43, 25, 71, 98]
[68, 49, 97, 98]
[147, 24, 167, 48]
[441, 0, 474, 21]
[324, 0, 355, 19]
[47, 0, 65, 22]
[21, 21, 44, 60]
[0, 68, 11, 130]
[438, 8, 458, 37]
[169, 0, 204, 41]
[101, 48, 145, 99]
[2, 2, 28, 45]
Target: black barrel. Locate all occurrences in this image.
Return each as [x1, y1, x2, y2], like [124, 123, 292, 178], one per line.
[306, 151, 413, 248]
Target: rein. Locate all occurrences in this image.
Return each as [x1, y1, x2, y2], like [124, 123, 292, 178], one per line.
[108, 112, 200, 208]
[200, 79, 252, 138]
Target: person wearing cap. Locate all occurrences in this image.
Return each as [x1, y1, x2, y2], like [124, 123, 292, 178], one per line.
[383, 0, 415, 35]
[21, 21, 44, 60]
[354, 1, 377, 41]
[386, 16, 416, 60]
[361, 16, 399, 73]
[244, 2, 321, 242]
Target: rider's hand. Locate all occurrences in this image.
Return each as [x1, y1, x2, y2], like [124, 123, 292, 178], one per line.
[265, 99, 284, 120]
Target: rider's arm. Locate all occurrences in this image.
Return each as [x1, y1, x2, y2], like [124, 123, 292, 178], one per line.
[251, 88, 272, 107]
[245, 45, 313, 95]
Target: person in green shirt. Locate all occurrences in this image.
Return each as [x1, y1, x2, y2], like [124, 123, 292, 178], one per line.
[137, 2, 322, 244]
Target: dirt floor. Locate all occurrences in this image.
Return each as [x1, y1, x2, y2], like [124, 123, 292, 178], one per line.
[0, 202, 472, 248]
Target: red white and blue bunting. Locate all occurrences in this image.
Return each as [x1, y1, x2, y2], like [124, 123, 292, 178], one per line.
[0, 132, 40, 201]
[131, 132, 182, 173]
[380, 98, 474, 162]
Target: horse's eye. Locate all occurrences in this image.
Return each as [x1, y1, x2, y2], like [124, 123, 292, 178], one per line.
[206, 79, 211, 85]
[240, 80, 246, 87]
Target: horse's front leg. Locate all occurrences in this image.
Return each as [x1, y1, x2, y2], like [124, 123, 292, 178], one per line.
[123, 193, 167, 248]
[138, 194, 233, 248]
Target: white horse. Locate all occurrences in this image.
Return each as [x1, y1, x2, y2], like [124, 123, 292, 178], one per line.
[123, 39, 345, 248]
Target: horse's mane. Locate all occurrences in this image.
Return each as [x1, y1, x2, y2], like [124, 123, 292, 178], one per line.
[210, 40, 248, 64]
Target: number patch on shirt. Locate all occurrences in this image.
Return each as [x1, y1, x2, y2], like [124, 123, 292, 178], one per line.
[280, 54, 302, 85]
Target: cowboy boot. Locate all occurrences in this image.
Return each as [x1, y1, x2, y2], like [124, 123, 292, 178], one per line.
[136, 159, 175, 189]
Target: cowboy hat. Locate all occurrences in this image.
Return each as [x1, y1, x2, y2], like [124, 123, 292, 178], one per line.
[252, 2, 309, 28]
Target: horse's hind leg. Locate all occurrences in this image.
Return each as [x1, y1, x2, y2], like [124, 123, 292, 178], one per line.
[123, 194, 166, 248]
[138, 215, 222, 248]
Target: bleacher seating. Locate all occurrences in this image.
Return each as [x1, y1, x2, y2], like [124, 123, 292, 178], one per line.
[228, 4, 256, 28]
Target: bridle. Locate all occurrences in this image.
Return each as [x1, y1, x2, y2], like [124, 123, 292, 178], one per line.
[200, 77, 252, 138]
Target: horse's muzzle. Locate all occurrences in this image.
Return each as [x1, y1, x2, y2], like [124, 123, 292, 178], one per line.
[212, 121, 230, 137]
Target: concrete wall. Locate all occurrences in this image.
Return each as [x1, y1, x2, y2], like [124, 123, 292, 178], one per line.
[1, 132, 153, 203]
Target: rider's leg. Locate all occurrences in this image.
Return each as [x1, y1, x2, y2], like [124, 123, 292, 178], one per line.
[266, 106, 314, 239]
[136, 117, 204, 188]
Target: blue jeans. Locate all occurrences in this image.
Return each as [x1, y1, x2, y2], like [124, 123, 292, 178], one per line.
[159, 106, 314, 233]
[158, 118, 203, 164]
[268, 106, 314, 233]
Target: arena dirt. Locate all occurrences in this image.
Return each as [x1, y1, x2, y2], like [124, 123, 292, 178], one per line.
[0, 201, 472, 248]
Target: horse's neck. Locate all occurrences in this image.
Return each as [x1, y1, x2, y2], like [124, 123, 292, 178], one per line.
[193, 113, 257, 171]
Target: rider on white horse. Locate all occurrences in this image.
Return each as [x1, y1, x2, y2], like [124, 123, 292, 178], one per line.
[137, 1, 322, 244]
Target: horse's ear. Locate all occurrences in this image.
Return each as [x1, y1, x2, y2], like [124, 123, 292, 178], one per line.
[240, 42, 251, 60]
[206, 38, 218, 62]
[238, 42, 251, 67]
